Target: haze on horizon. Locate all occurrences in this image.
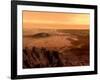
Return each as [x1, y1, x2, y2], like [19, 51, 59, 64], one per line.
[23, 11, 90, 30]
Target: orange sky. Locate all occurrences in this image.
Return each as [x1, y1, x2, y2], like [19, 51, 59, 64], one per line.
[23, 11, 90, 30]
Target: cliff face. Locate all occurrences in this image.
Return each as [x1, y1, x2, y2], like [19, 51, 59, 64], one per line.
[23, 42, 89, 68]
[23, 47, 64, 68]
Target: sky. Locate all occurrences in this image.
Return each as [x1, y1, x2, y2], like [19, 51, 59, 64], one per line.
[23, 11, 90, 30]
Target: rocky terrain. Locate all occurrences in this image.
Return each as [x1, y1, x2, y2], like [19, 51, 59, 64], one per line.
[23, 30, 89, 68]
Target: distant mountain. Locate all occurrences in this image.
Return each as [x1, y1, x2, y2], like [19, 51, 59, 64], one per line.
[32, 32, 51, 38]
